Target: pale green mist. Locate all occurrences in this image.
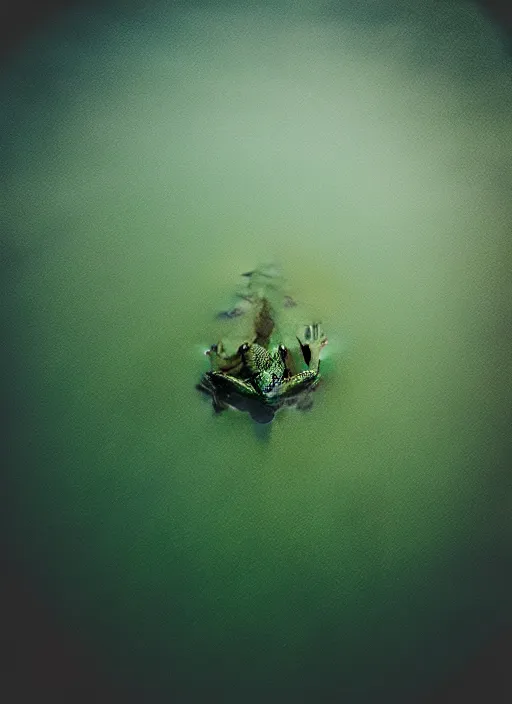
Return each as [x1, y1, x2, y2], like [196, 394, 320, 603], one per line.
[3, 1, 511, 701]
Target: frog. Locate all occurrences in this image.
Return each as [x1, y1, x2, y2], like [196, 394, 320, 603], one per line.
[197, 267, 328, 423]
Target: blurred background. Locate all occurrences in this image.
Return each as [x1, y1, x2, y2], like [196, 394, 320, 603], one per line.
[2, 1, 511, 702]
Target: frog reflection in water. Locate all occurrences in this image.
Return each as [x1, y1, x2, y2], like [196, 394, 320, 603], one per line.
[197, 268, 328, 424]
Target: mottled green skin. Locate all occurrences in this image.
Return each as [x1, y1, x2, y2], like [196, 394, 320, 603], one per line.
[243, 343, 287, 394]
[199, 330, 323, 421]
[206, 347, 319, 404]
[197, 272, 327, 422]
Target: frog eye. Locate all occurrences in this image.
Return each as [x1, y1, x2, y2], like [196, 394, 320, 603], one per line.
[278, 344, 287, 360]
[239, 342, 250, 354]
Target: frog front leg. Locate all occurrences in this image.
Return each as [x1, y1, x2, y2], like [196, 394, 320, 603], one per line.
[279, 344, 299, 378]
[296, 323, 328, 373]
[206, 341, 244, 376]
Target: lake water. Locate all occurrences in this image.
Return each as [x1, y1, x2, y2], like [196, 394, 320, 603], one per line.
[3, 1, 511, 701]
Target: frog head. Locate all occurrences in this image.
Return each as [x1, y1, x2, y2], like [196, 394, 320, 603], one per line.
[238, 342, 288, 397]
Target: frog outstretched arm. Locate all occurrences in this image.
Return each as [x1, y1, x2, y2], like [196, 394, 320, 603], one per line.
[197, 267, 328, 423]
[296, 323, 328, 372]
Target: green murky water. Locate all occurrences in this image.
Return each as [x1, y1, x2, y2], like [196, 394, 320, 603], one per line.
[3, 1, 511, 701]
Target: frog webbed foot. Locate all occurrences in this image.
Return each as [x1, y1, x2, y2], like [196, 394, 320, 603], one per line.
[296, 323, 328, 372]
[206, 342, 244, 375]
[196, 376, 229, 414]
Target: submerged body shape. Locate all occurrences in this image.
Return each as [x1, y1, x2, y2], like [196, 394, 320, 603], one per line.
[197, 265, 328, 423]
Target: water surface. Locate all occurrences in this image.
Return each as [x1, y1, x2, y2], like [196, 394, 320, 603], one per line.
[3, 1, 512, 701]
